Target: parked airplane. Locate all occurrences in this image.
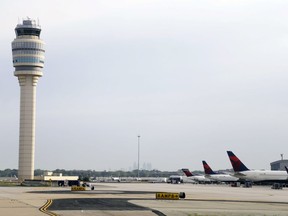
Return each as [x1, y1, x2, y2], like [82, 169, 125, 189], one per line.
[202, 160, 239, 183]
[167, 175, 183, 184]
[227, 151, 288, 183]
[111, 177, 121, 182]
[181, 168, 211, 183]
[140, 177, 167, 183]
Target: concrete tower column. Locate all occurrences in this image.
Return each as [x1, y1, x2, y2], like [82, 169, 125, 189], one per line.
[12, 18, 45, 181]
[18, 75, 40, 180]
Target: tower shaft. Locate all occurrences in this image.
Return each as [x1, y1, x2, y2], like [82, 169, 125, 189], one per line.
[18, 75, 39, 180]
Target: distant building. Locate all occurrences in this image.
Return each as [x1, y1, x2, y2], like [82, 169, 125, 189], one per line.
[34, 171, 79, 186]
[270, 160, 288, 171]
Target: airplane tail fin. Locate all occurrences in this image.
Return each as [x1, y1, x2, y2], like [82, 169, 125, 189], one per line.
[227, 151, 249, 172]
[181, 168, 194, 177]
[202, 161, 216, 175]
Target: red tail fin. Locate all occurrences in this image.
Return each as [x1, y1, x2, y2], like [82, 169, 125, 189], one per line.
[181, 168, 193, 177]
[202, 161, 216, 175]
[227, 151, 249, 172]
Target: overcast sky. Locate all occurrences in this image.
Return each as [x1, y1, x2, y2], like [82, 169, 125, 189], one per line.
[1, 0, 288, 172]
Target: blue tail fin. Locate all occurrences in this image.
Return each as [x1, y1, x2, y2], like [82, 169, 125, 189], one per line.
[202, 161, 217, 175]
[181, 168, 194, 177]
[227, 151, 249, 172]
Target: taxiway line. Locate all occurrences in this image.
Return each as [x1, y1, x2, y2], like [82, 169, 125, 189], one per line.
[39, 199, 57, 216]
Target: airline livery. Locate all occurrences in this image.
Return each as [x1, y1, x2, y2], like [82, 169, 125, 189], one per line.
[181, 168, 211, 183]
[202, 160, 239, 183]
[227, 151, 288, 183]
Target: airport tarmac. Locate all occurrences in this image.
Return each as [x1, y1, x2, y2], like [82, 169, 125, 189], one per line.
[1, 183, 288, 216]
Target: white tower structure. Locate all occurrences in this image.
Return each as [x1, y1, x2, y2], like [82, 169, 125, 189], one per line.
[12, 18, 45, 181]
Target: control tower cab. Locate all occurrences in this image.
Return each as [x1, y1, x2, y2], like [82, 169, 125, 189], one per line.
[12, 18, 45, 77]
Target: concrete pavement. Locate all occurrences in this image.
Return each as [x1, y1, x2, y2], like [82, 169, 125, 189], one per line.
[1, 183, 288, 215]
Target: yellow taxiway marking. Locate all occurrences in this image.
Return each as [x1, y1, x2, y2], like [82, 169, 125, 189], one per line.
[39, 199, 57, 216]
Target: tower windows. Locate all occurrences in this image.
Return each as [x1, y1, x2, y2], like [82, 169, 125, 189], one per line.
[13, 56, 44, 64]
[16, 28, 41, 37]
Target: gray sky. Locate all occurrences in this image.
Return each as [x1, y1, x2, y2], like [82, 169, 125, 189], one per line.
[1, 0, 288, 171]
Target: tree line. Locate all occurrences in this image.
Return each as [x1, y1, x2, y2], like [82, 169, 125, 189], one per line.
[0, 169, 188, 179]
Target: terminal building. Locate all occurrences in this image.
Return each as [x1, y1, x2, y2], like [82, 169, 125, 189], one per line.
[270, 154, 288, 171]
[270, 160, 288, 171]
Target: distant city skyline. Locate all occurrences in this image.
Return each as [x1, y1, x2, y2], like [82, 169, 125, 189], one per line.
[131, 162, 153, 171]
[1, 1, 288, 171]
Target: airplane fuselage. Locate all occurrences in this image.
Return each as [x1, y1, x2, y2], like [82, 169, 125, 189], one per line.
[206, 174, 239, 182]
[235, 170, 288, 182]
[191, 175, 211, 183]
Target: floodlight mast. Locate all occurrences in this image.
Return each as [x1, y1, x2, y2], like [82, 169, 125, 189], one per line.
[137, 135, 140, 179]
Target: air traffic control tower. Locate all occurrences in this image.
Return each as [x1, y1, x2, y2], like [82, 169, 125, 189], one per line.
[12, 18, 45, 181]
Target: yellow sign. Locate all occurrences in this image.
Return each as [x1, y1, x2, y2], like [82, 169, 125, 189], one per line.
[156, 192, 179, 200]
[71, 186, 86, 191]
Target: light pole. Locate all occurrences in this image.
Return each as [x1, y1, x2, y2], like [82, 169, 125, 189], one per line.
[137, 135, 140, 179]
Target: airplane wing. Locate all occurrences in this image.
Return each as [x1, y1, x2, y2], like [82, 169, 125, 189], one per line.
[232, 172, 246, 177]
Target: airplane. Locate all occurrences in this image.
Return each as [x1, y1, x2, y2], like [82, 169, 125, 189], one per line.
[181, 168, 211, 183]
[167, 175, 184, 184]
[227, 151, 288, 183]
[140, 177, 167, 183]
[202, 160, 239, 183]
[111, 177, 121, 182]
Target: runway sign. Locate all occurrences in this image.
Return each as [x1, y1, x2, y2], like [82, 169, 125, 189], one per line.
[156, 192, 179, 200]
[71, 186, 86, 191]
